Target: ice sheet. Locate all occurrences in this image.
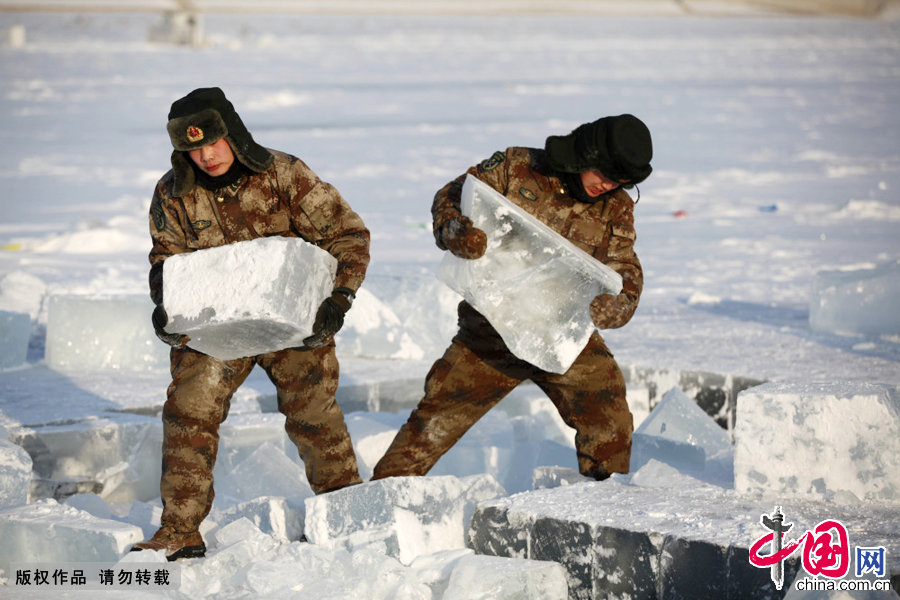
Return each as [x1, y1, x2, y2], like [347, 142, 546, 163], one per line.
[438, 175, 623, 373]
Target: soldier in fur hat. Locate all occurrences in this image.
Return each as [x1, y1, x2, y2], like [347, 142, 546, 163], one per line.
[373, 114, 652, 483]
[132, 87, 369, 560]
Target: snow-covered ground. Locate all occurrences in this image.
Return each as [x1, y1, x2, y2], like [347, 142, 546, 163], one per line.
[0, 5, 899, 599]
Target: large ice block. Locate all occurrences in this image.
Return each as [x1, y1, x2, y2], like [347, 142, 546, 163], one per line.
[0, 499, 144, 576]
[468, 478, 900, 600]
[735, 382, 900, 501]
[304, 474, 506, 565]
[437, 175, 623, 374]
[13, 414, 163, 504]
[163, 236, 337, 360]
[810, 260, 900, 335]
[46, 295, 169, 371]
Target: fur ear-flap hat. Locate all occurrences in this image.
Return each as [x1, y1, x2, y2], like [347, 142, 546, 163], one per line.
[545, 114, 653, 188]
[166, 87, 274, 196]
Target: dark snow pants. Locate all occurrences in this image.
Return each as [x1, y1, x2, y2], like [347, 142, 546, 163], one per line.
[372, 324, 633, 482]
[159, 344, 361, 532]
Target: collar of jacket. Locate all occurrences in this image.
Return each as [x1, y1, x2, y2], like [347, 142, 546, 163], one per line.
[168, 140, 273, 197]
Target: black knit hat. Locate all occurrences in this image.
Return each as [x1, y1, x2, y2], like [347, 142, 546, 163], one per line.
[545, 114, 653, 187]
[166, 87, 274, 196]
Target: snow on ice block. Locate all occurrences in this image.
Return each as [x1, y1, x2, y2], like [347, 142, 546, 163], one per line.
[304, 474, 506, 565]
[163, 236, 337, 360]
[0, 311, 29, 370]
[0, 425, 32, 509]
[468, 477, 900, 600]
[437, 175, 622, 374]
[46, 295, 169, 371]
[532, 466, 590, 491]
[810, 260, 900, 335]
[443, 553, 568, 600]
[0, 499, 144, 576]
[734, 382, 900, 501]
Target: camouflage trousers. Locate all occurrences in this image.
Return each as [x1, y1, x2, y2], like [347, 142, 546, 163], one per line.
[159, 344, 361, 532]
[372, 329, 633, 482]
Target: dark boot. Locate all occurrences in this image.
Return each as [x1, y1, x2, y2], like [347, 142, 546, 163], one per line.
[130, 525, 206, 561]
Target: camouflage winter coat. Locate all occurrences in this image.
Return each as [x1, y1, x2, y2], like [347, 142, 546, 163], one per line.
[433, 146, 643, 331]
[148, 150, 370, 305]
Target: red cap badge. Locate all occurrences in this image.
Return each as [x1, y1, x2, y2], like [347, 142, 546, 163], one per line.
[186, 126, 204, 143]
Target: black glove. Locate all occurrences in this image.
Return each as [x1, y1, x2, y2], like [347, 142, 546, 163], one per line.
[303, 288, 354, 348]
[150, 261, 190, 348]
[439, 216, 487, 260]
[152, 304, 190, 348]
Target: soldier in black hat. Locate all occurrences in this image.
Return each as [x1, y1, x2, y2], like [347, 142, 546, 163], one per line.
[373, 115, 652, 483]
[132, 87, 369, 560]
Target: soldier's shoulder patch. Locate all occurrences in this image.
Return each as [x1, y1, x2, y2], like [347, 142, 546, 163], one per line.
[519, 187, 537, 201]
[190, 220, 211, 231]
[150, 199, 167, 233]
[479, 151, 506, 173]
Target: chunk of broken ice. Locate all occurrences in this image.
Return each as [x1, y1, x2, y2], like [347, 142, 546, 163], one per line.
[304, 474, 506, 565]
[163, 237, 337, 360]
[438, 175, 622, 373]
[212, 496, 304, 542]
[443, 553, 569, 600]
[214, 441, 314, 509]
[634, 387, 732, 459]
[630, 432, 706, 475]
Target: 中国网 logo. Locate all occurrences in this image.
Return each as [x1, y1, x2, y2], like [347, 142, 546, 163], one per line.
[749, 506, 889, 593]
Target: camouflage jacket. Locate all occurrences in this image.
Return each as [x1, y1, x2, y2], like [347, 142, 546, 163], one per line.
[149, 150, 370, 305]
[433, 146, 643, 330]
